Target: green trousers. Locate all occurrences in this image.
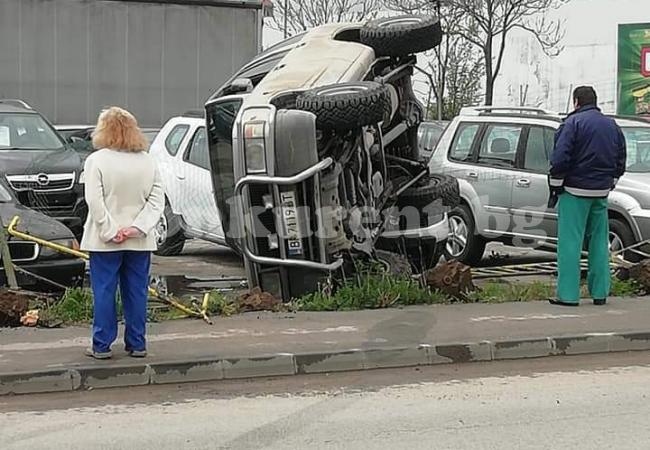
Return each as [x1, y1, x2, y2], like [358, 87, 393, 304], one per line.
[557, 193, 610, 303]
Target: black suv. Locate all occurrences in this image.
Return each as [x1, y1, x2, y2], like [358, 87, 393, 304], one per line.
[0, 100, 86, 238]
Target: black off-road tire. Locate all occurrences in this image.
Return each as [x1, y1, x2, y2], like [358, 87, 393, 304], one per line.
[361, 15, 443, 57]
[397, 174, 460, 212]
[296, 82, 391, 131]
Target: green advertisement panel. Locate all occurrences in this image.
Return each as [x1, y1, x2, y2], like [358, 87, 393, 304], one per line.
[618, 23, 650, 116]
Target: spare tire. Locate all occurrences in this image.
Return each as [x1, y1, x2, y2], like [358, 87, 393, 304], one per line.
[361, 15, 443, 57]
[296, 82, 391, 131]
[397, 174, 460, 212]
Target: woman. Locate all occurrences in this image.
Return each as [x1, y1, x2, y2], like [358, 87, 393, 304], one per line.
[81, 107, 164, 359]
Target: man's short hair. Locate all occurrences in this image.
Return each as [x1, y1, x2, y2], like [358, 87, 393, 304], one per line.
[573, 86, 598, 107]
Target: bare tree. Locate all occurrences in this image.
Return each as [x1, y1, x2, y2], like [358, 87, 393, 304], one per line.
[448, 0, 567, 105]
[384, 0, 483, 119]
[270, 0, 381, 37]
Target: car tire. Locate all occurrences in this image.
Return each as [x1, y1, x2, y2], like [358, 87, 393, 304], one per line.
[397, 174, 460, 212]
[609, 218, 639, 263]
[296, 82, 391, 131]
[444, 205, 486, 267]
[360, 15, 443, 57]
[154, 203, 185, 257]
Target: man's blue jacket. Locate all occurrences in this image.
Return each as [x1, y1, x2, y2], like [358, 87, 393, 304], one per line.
[550, 105, 627, 197]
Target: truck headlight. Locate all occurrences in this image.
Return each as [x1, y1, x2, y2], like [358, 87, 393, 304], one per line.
[78, 171, 85, 184]
[244, 122, 267, 173]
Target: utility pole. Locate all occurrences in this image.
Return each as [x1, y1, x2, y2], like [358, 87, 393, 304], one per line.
[284, 0, 289, 38]
[434, 0, 443, 121]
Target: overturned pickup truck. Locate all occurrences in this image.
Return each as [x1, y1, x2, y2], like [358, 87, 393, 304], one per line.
[205, 15, 460, 300]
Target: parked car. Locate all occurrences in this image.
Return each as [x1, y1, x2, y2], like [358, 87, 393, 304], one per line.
[149, 112, 225, 255]
[55, 125, 160, 152]
[429, 106, 650, 265]
[204, 16, 460, 300]
[0, 180, 85, 291]
[0, 100, 86, 239]
[418, 120, 449, 159]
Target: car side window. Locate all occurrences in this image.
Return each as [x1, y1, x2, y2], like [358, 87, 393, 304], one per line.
[165, 124, 189, 156]
[524, 126, 556, 172]
[449, 123, 480, 162]
[477, 124, 522, 168]
[185, 127, 210, 170]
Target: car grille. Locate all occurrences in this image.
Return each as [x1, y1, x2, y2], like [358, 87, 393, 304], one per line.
[6, 173, 75, 192]
[6, 242, 39, 262]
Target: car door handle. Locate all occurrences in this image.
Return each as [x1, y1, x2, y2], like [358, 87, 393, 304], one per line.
[517, 178, 531, 188]
[176, 174, 186, 180]
[467, 171, 479, 179]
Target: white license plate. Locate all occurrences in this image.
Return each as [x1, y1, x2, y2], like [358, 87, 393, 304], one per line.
[280, 190, 304, 256]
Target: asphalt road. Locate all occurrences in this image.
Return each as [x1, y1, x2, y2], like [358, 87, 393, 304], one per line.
[3, 352, 650, 450]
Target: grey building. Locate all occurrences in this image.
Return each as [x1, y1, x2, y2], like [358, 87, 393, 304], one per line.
[0, 0, 265, 127]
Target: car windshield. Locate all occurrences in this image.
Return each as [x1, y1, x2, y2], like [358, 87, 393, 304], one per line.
[0, 113, 64, 150]
[622, 127, 650, 173]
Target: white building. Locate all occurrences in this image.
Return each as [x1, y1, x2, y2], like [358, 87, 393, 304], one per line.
[493, 0, 650, 113]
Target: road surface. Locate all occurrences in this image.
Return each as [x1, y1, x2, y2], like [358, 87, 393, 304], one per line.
[3, 352, 650, 449]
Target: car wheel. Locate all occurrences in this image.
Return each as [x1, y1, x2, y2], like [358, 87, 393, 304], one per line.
[444, 205, 486, 267]
[154, 203, 185, 257]
[609, 218, 639, 263]
[296, 82, 391, 131]
[360, 15, 443, 57]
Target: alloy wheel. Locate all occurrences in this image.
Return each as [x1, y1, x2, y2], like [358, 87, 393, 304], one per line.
[446, 215, 469, 258]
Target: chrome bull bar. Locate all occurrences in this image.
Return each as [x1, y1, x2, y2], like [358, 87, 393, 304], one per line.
[234, 157, 344, 272]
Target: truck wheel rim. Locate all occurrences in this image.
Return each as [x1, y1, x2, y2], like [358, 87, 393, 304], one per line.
[156, 214, 168, 246]
[447, 215, 468, 258]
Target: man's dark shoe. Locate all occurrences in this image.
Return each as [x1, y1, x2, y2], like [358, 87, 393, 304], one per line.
[593, 298, 607, 306]
[548, 298, 579, 307]
[128, 350, 147, 358]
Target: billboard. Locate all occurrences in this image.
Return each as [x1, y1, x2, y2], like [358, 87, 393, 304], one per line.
[618, 23, 650, 116]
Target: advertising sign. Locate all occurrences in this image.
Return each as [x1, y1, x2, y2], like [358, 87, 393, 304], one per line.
[618, 23, 650, 116]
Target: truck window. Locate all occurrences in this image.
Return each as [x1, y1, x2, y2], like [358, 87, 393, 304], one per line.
[185, 127, 210, 170]
[206, 98, 243, 239]
[477, 124, 522, 168]
[523, 126, 555, 173]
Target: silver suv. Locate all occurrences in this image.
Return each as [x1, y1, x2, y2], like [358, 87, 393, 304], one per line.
[429, 106, 650, 265]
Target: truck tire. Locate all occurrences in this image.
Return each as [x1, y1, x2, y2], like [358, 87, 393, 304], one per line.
[154, 203, 186, 257]
[361, 15, 443, 57]
[397, 174, 460, 212]
[296, 82, 391, 131]
[609, 218, 639, 263]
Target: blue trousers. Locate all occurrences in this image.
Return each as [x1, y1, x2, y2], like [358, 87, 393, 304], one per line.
[89, 251, 151, 353]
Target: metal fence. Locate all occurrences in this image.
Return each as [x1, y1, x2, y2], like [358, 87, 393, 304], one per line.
[0, 0, 262, 127]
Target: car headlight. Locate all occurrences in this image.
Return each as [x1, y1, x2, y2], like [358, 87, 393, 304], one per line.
[39, 239, 80, 258]
[78, 171, 85, 184]
[244, 122, 267, 173]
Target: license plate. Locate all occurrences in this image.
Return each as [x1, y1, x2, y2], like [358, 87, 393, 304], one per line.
[280, 190, 304, 256]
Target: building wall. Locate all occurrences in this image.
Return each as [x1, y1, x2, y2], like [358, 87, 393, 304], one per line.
[0, 0, 262, 126]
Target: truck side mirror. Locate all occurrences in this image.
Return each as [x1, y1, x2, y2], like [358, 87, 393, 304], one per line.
[224, 78, 253, 95]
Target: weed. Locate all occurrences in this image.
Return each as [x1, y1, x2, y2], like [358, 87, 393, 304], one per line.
[206, 291, 239, 316]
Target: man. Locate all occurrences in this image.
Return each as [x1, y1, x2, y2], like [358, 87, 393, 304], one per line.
[548, 86, 627, 307]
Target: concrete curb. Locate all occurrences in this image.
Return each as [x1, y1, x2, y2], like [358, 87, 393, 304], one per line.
[3, 330, 650, 395]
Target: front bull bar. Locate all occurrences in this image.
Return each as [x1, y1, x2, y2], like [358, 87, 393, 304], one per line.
[234, 157, 344, 272]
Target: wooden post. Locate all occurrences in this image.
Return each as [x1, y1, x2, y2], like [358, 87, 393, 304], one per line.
[0, 217, 18, 289]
